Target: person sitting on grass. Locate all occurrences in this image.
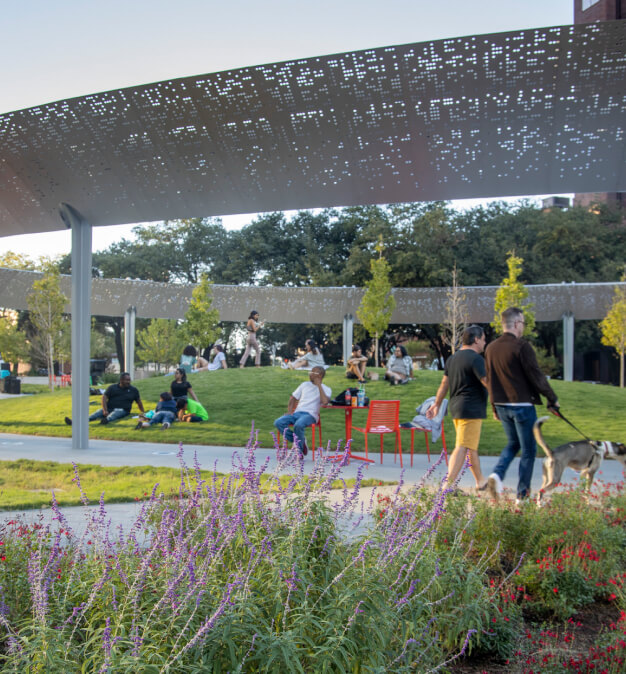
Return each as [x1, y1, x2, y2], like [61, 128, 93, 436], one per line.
[65, 372, 144, 426]
[136, 392, 177, 430]
[346, 344, 369, 383]
[282, 339, 326, 370]
[273, 365, 331, 456]
[170, 368, 199, 402]
[195, 344, 227, 371]
[176, 396, 209, 422]
[384, 345, 413, 385]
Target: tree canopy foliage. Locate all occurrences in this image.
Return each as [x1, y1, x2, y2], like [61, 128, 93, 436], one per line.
[54, 200, 626, 367]
[600, 273, 626, 388]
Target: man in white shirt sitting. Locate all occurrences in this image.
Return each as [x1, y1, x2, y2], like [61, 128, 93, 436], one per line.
[274, 366, 331, 456]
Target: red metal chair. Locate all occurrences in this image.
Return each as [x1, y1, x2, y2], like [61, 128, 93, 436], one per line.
[400, 419, 448, 466]
[275, 417, 323, 459]
[352, 400, 402, 466]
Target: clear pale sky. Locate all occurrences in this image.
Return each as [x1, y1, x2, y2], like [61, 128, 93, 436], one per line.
[1, 0, 574, 259]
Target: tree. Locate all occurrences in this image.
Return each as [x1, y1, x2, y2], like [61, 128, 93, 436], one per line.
[600, 274, 626, 388]
[442, 263, 468, 354]
[357, 237, 396, 367]
[136, 319, 182, 372]
[492, 253, 535, 337]
[0, 313, 29, 373]
[180, 273, 221, 351]
[26, 265, 68, 391]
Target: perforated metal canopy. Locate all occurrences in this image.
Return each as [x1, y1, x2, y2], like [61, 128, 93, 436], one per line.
[1, 268, 622, 324]
[1, 21, 625, 237]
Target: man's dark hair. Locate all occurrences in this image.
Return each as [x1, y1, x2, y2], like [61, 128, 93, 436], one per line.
[462, 325, 484, 346]
[160, 391, 172, 401]
[176, 398, 188, 410]
[119, 372, 130, 379]
[501, 307, 524, 329]
[311, 365, 326, 378]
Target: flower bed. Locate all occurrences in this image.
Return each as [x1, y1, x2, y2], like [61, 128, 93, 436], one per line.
[0, 437, 625, 672]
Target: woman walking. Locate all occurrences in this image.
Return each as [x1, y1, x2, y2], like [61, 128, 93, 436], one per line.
[239, 310, 263, 368]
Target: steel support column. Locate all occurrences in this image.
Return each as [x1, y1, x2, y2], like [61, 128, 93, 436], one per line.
[124, 306, 136, 376]
[562, 312, 574, 382]
[60, 203, 92, 449]
[342, 314, 354, 366]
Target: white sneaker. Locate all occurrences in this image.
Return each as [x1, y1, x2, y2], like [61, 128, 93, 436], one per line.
[161, 422, 171, 430]
[487, 473, 503, 500]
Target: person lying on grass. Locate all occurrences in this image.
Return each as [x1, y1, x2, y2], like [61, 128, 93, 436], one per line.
[65, 372, 145, 426]
[176, 396, 209, 423]
[136, 392, 177, 430]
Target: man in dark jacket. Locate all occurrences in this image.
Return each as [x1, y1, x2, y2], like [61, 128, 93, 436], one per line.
[485, 307, 558, 502]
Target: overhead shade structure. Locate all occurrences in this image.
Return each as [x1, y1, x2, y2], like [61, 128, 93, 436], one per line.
[1, 21, 625, 237]
[1, 21, 625, 447]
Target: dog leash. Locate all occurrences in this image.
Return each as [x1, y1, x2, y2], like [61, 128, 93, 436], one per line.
[549, 407, 593, 443]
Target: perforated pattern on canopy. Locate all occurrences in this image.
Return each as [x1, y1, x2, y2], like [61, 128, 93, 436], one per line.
[1, 21, 625, 236]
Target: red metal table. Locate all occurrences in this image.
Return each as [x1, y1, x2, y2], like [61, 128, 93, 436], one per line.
[321, 404, 374, 463]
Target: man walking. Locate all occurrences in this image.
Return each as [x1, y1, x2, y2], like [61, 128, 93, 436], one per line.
[485, 307, 558, 502]
[426, 325, 489, 492]
[274, 366, 331, 456]
[65, 372, 145, 425]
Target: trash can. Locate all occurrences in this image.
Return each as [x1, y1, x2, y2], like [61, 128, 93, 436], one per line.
[1, 376, 21, 394]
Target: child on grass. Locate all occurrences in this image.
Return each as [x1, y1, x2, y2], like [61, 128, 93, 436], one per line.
[136, 392, 177, 430]
[176, 397, 209, 423]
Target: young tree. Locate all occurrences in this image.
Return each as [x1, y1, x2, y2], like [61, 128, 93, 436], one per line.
[492, 252, 535, 336]
[26, 265, 68, 391]
[600, 274, 626, 388]
[180, 273, 221, 352]
[136, 319, 182, 373]
[442, 263, 468, 354]
[0, 313, 29, 374]
[357, 237, 396, 367]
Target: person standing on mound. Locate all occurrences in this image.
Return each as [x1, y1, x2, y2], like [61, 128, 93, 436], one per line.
[239, 310, 264, 368]
[274, 366, 331, 456]
[426, 325, 489, 493]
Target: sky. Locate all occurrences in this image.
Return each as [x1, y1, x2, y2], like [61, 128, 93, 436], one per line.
[1, 0, 574, 260]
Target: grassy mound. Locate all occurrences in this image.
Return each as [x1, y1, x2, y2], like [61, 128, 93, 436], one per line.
[0, 366, 623, 452]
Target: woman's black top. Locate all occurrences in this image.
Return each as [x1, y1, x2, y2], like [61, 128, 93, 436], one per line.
[171, 380, 193, 399]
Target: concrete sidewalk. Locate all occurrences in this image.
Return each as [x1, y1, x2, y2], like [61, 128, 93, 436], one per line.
[1, 432, 624, 537]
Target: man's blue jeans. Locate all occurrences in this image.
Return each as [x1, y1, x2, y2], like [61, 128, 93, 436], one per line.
[492, 405, 537, 499]
[274, 411, 316, 451]
[89, 408, 129, 423]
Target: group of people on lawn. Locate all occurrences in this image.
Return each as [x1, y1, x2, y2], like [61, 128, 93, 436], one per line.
[65, 306, 556, 501]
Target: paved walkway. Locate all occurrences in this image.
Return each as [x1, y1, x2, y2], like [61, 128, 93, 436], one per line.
[1, 432, 624, 536]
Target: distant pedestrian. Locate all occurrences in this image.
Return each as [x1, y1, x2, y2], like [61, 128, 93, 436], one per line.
[485, 307, 559, 503]
[427, 325, 489, 492]
[239, 310, 264, 368]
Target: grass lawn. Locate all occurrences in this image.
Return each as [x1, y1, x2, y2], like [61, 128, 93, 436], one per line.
[0, 459, 388, 509]
[0, 366, 624, 455]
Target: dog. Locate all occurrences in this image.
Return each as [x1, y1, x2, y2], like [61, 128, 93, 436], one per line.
[533, 416, 626, 504]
